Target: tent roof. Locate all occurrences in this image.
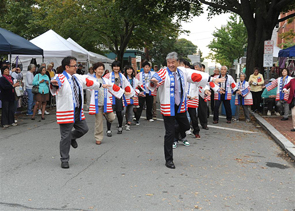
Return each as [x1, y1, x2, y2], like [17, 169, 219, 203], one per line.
[67, 38, 114, 63]
[88, 51, 114, 63]
[0, 28, 43, 55]
[278, 45, 295, 57]
[29, 29, 87, 58]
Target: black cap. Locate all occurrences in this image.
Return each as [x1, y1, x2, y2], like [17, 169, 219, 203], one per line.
[3, 60, 10, 64]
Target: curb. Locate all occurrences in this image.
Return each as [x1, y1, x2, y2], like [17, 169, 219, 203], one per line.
[251, 112, 295, 161]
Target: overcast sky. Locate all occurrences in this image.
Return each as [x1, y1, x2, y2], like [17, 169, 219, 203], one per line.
[179, 8, 231, 63]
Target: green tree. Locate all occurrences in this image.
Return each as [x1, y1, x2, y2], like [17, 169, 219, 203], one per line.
[207, 14, 247, 67]
[174, 38, 198, 59]
[279, 18, 295, 49]
[0, 0, 46, 39]
[31, 0, 202, 68]
[199, 0, 295, 77]
[149, 37, 200, 67]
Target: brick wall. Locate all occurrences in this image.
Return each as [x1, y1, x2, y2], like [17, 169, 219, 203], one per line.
[277, 10, 295, 48]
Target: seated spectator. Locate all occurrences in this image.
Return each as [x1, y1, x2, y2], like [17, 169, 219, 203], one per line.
[261, 78, 279, 116]
[0, 66, 20, 128]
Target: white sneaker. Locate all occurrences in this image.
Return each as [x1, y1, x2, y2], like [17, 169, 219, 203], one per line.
[185, 130, 192, 135]
[38, 109, 41, 115]
[275, 112, 280, 116]
[149, 119, 154, 122]
[173, 142, 177, 149]
[45, 110, 50, 115]
[136, 121, 140, 126]
[11, 123, 17, 126]
[125, 125, 130, 131]
[267, 110, 271, 116]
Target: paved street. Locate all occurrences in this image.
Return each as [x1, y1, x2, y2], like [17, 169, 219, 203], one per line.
[0, 110, 295, 211]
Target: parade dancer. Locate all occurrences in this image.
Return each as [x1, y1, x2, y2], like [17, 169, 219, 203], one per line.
[50, 56, 110, 169]
[135, 61, 156, 124]
[124, 65, 141, 131]
[148, 52, 224, 169]
[89, 62, 124, 145]
[213, 66, 238, 124]
[233, 73, 253, 122]
[103, 61, 134, 135]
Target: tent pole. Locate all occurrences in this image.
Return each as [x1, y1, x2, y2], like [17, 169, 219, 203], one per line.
[42, 55, 44, 62]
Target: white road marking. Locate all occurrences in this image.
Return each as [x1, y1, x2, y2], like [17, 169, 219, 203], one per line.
[141, 117, 257, 134]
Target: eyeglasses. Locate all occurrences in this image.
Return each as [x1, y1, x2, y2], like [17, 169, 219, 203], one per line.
[68, 64, 78, 68]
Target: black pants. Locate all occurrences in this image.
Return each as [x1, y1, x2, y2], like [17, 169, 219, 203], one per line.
[251, 91, 263, 112]
[198, 97, 208, 127]
[1, 100, 15, 126]
[210, 89, 215, 114]
[213, 94, 232, 121]
[188, 108, 200, 135]
[163, 106, 190, 162]
[136, 94, 153, 121]
[265, 98, 277, 112]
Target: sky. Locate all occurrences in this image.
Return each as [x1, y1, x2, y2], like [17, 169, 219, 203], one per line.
[179, 8, 231, 65]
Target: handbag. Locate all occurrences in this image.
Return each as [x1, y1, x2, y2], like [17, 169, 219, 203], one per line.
[15, 86, 24, 97]
[32, 74, 39, 94]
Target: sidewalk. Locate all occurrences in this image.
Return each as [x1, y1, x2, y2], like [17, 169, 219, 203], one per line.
[252, 112, 295, 160]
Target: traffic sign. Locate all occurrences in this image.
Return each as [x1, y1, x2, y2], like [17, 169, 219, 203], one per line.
[263, 54, 273, 67]
[264, 40, 274, 54]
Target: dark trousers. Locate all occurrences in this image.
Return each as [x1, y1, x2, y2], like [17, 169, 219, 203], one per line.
[265, 98, 277, 112]
[188, 107, 200, 135]
[1, 100, 15, 126]
[213, 94, 232, 121]
[251, 91, 263, 112]
[136, 94, 153, 121]
[198, 97, 208, 127]
[59, 108, 89, 162]
[210, 89, 215, 113]
[163, 106, 190, 162]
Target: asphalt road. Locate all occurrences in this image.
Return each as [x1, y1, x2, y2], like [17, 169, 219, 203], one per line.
[0, 110, 294, 211]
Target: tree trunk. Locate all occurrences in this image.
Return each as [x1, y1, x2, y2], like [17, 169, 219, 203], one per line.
[244, 17, 273, 80]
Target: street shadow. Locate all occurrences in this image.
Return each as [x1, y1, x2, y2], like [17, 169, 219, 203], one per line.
[266, 162, 290, 169]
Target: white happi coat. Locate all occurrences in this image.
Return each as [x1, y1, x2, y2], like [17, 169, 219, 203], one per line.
[214, 74, 237, 100]
[265, 76, 292, 101]
[136, 71, 157, 96]
[234, 80, 253, 105]
[148, 67, 210, 116]
[187, 82, 199, 108]
[104, 72, 135, 106]
[89, 77, 124, 115]
[125, 76, 141, 106]
[50, 71, 101, 124]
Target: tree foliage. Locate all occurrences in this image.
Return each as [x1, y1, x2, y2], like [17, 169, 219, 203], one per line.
[0, 0, 203, 68]
[149, 37, 200, 67]
[207, 14, 247, 67]
[199, 0, 295, 78]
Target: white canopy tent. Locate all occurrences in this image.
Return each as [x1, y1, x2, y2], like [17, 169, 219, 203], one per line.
[12, 29, 88, 72]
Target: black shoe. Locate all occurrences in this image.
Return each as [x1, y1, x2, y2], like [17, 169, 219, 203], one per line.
[61, 162, 69, 169]
[291, 128, 295, 132]
[281, 117, 289, 121]
[71, 139, 78, 148]
[165, 161, 175, 169]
